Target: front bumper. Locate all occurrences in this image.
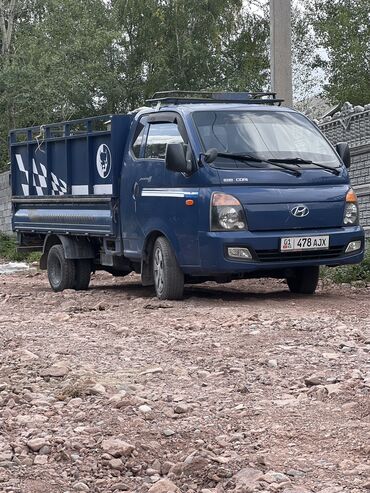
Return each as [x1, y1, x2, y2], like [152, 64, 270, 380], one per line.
[184, 226, 365, 276]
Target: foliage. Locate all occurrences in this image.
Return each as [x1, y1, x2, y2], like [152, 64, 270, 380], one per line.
[322, 246, 370, 284]
[0, 232, 40, 261]
[307, 0, 370, 105]
[0, 0, 269, 171]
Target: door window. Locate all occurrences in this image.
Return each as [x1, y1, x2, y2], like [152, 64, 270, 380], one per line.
[144, 123, 185, 160]
[131, 124, 146, 158]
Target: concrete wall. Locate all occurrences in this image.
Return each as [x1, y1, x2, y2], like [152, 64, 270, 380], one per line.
[319, 102, 370, 237]
[0, 171, 11, 234]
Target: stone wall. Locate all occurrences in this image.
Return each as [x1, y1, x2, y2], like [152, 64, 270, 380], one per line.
[0, 171, 12, 234]
[319, 102, 370, 237]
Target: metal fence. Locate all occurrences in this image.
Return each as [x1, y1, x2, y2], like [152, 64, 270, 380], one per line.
[319, 102, 370, 237]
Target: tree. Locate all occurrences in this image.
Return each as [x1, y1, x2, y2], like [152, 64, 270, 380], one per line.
[308, 0, 370, 105]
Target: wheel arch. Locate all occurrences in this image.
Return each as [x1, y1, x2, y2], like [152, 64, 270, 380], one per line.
[40, 234, 95, 270]
[141, 229, 175, 286]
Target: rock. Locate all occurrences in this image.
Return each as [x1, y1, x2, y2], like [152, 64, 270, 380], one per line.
[304, 375, 322, 386]
[286, 469, 305, 478]
[263, 470, 290, 483]
[318, 487, 344, 493]
[138, 404, 152, 413]
[40, 363, 69, 378]
[163, 429, 175, 437]
[27, 438, 49, 452]
[174, 403, 188, 414]
[282, 488, 312, 493]
[17, 349, 39, 361]
[101, 438, 135, 458]
[139, 367, 164, 376]
[111, 482, 130, 491]
[109, 458, 123, 470]
[267, 359, 278, 368]
[33, 455, 48, 465]
[148, 479, 180, 493]
[233, 467, 264, 488]
[73, 482, 90, 491]
[88, 383, 106, 395]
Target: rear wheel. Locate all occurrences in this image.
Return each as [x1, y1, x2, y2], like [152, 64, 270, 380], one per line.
[74, 259, 91, 290]
[287, 266, 320, 294]
[47, 244, 75, 292]
[153, 237, 184, 300]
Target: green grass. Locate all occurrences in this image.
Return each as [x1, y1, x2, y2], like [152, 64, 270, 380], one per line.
[322, 246, 370, 284]
[0, 233, 41, 263]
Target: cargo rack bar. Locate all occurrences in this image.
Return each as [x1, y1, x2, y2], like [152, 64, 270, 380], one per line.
[146, 90, 283, 106]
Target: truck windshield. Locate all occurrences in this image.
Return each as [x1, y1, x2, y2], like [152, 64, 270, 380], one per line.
[193, 110, 341, 169]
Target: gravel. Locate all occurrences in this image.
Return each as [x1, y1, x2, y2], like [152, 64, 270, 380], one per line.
[0, 270, 369, 492]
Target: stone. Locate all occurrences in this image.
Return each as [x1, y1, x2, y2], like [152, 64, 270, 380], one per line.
[89, 383, 106, 395]
[138, 404, 152, 413]
[263, 471, 290, 483]
[109, 458, 123, 470]
[233, 467, 264, 487]
[33, 455, 48, 465]
[101, 439, 135, 458]
[139, 367, 163, 376]
[40, 363, 69, 378]
[174, 403, 188, 414]
[304, 375, 322, 386]
[27, 438, 49, 452]
[147, 479, 180, 493]
[267, 359, 278, 368]
[163, 429, 175, 437]
[73, 482, 90, 492]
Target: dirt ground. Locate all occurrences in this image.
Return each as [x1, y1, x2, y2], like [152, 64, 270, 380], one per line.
[0, 269, 369, 493]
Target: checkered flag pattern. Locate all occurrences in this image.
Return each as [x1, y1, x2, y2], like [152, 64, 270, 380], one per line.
[15, 154, 30, 196]
[32, 160, 48, 196]
[51, 172, 67, 195]
[15, 154, 66, 196]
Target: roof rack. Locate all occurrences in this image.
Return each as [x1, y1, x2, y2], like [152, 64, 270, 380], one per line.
[146, 90, 283, 106]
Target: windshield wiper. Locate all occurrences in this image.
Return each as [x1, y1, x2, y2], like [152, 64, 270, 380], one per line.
[268, 157, 340, 175]
[203, 149, 301, 177]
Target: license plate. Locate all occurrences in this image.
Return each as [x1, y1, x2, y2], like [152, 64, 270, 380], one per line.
[280, 235, 329, 252]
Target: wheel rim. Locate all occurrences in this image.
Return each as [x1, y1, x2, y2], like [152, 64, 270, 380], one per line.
[153, 247, 164, 294]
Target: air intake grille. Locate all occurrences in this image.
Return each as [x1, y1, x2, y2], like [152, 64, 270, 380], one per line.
[255, 246, 344, 262]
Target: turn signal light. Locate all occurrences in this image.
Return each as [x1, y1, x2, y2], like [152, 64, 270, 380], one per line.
[346, 188, 357, 203]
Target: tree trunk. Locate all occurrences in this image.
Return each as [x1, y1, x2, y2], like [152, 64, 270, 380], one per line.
[0, 0, 17, 56]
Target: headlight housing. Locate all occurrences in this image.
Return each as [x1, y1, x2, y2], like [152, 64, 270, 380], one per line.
[343, 188, 359, 226]
[211, 193, 247, 231]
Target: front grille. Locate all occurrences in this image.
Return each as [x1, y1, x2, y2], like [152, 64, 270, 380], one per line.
[255, 246, 344, 262]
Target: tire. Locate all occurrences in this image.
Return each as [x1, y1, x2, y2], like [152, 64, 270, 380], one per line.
[287, 266, 320, 294]
[74, 259, 91, 291]
[47, 244, 75, 292]
[152, 236, 184, 300]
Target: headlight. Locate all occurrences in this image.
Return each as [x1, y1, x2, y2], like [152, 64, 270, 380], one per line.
[211, 193, 247, 231]
[343, 188, 359, 226]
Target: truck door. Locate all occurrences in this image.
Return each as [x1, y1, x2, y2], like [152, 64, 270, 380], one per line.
[121, 113, 200, 266]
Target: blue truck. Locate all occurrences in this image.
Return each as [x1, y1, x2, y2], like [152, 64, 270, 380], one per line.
[10, 91, 365, 299]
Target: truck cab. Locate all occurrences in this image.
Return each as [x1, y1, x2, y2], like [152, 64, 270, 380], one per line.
[11, 91, 365, 299]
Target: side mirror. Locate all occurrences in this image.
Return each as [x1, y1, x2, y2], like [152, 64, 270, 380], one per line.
[165, 143, 190, 173]
[336, 142, 351, 169]
[203, 148, 218, 164]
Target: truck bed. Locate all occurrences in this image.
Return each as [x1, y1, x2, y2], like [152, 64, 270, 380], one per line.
[10, 114, 132, 238]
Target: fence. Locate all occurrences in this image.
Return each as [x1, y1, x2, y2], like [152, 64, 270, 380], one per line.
[319, 102, 370, 237]
[0, 170, 11, 234]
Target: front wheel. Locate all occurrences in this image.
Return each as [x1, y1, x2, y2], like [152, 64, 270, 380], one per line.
[152, 237, 184, 300]
[287, 266, 320, 294]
